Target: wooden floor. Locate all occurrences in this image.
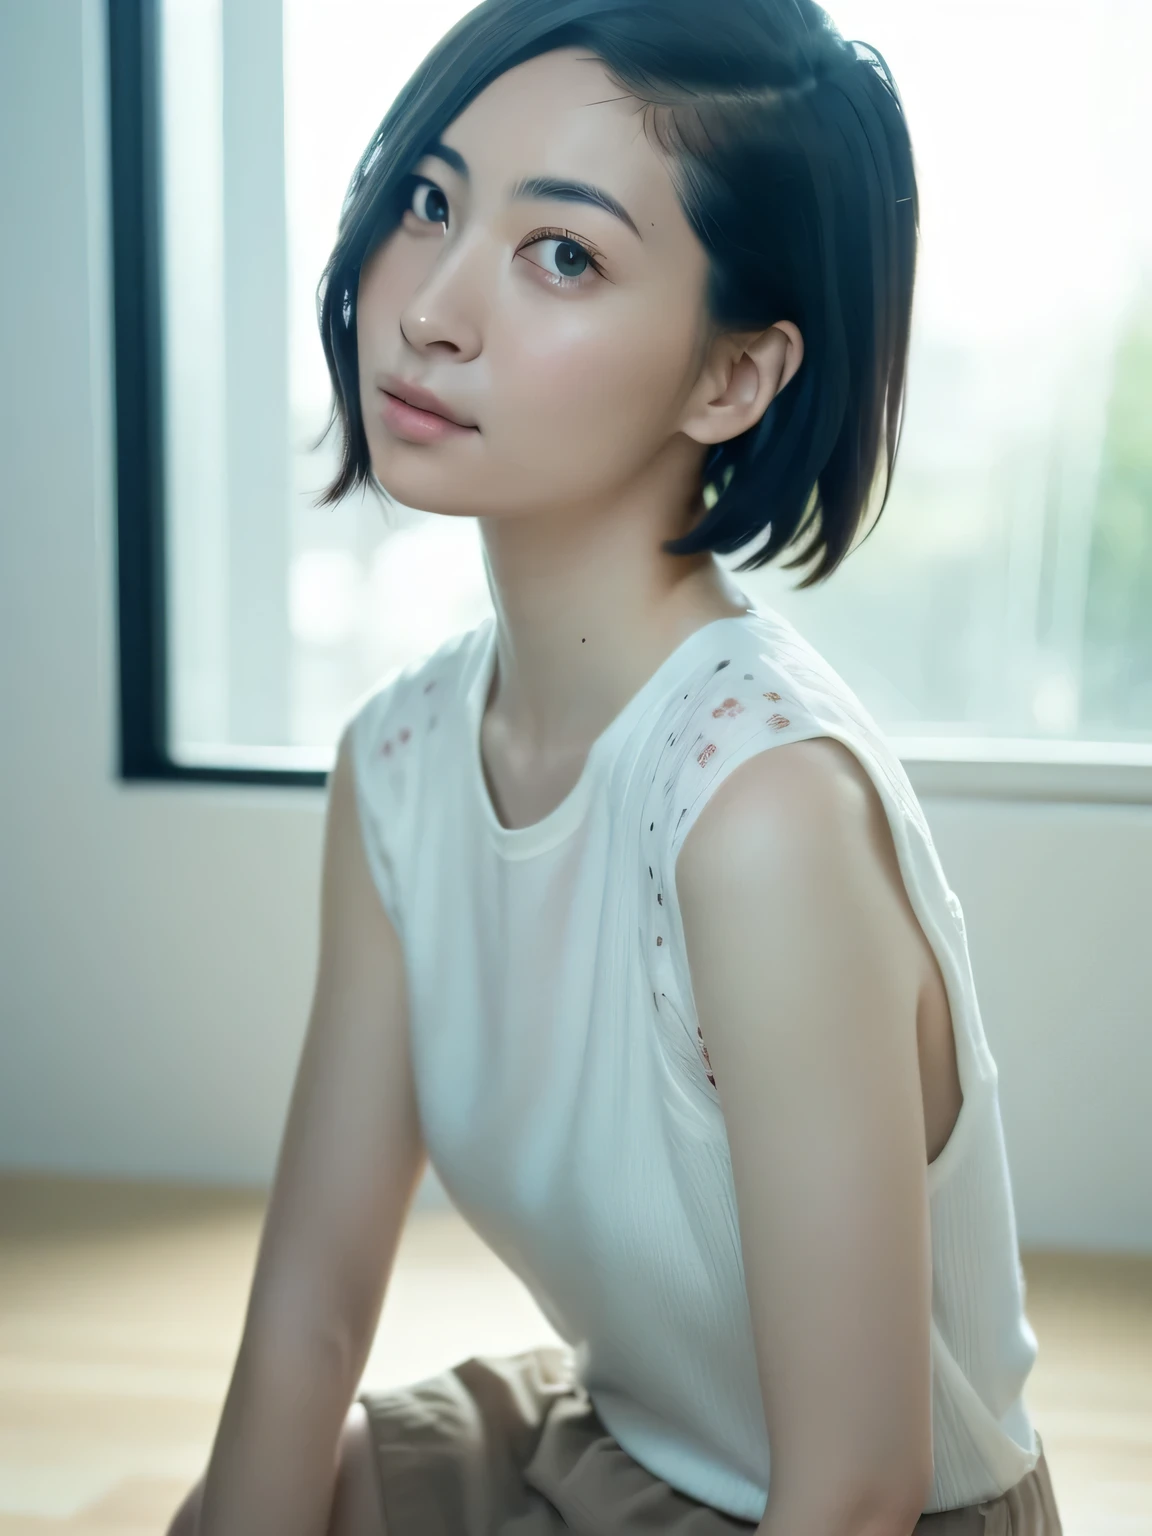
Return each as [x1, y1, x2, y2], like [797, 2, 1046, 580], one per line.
[0, 1174, 1148, 1536]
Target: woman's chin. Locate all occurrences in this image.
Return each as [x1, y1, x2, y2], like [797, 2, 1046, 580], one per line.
[368, 467, 481, 519]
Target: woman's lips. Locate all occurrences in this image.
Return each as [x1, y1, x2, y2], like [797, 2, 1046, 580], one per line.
[380, 391, 479, 443]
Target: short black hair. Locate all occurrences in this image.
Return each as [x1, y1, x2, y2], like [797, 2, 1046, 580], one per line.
[316, 0, 919, 589]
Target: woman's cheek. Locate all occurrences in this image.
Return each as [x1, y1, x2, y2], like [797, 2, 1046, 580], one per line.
[505, 341, 606, 435]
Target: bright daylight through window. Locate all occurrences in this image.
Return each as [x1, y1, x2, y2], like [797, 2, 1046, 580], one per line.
[157, 0, 1152, 770]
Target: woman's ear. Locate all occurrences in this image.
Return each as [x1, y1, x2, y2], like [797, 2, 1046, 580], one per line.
[680, 320, 804, 452]
[760, 319, 804, 395]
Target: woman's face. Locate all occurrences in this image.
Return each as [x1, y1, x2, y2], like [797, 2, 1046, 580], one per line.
[355, 46, 720, 523]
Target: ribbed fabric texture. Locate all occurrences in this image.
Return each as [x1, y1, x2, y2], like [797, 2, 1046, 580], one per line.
[347, 604, 1042, 1523]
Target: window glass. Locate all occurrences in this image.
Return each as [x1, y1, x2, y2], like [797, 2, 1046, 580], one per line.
[157, 0, 1152, 763]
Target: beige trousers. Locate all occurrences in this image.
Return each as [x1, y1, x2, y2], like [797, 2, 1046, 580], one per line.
[358, 1344, 1062, 1535]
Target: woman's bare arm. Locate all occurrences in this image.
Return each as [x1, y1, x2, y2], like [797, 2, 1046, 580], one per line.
[676, 737, 935, 1535]
[173, 723, 426, 1536]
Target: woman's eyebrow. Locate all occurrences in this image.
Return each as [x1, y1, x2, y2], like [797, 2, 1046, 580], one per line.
[418, 138, 643, 241]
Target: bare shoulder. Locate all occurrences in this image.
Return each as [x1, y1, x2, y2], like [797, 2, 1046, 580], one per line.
[679, 734, 885, 866]
[677, 734, 923, 973]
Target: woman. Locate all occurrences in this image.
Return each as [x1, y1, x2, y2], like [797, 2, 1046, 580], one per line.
[172, 1, 1063, 1532]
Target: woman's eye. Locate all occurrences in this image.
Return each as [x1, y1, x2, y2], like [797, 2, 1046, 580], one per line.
[405, 176, 449, 227]
[520, 230, 605, 289]
[401, 181, 603, 290]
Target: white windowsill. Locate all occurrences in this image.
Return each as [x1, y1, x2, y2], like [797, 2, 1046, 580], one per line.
[894, 739, 1152, 804]
[165, 738, 1152, 805]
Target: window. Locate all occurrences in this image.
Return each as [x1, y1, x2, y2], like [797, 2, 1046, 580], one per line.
[108, 0, 1152, 797]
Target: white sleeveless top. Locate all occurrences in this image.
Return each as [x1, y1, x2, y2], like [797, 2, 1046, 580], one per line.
[346, 604, 1042, 1522]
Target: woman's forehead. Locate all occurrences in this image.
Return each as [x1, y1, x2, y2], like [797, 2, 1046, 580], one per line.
[431, 50, 687, 243]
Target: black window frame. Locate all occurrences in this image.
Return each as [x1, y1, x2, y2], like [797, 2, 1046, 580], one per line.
[104, 0, 1152, 806]
[107, 0, 325, 788]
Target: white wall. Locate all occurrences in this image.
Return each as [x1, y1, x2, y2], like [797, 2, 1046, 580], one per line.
[1, 0, 1148, 1250]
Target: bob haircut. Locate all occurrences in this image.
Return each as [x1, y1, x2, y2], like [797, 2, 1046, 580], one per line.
[316, 0, 919, 589]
